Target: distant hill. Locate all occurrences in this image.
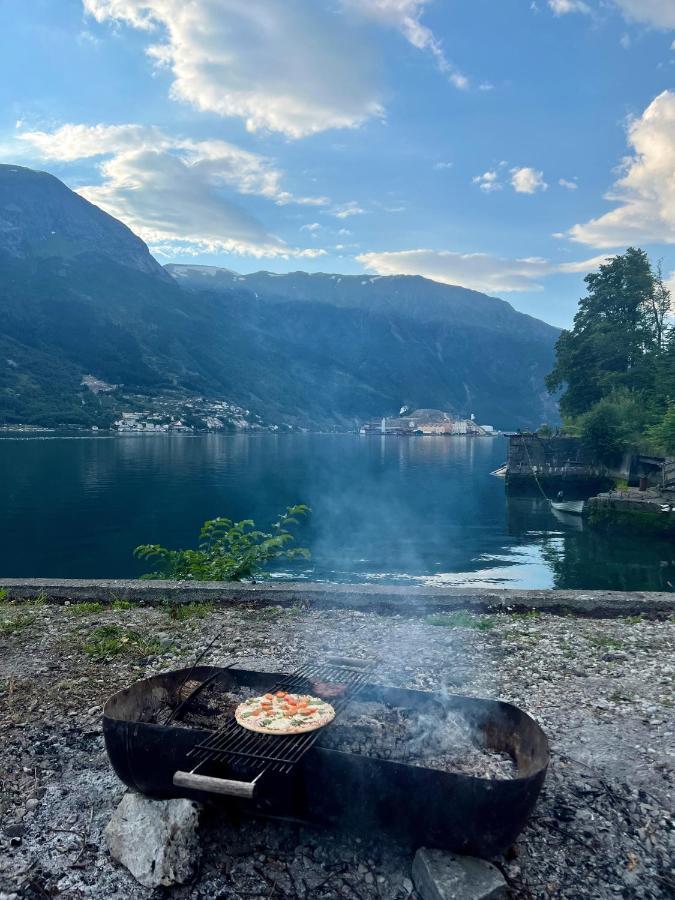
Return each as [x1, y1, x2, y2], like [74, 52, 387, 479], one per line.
[0, 165, 560, 429]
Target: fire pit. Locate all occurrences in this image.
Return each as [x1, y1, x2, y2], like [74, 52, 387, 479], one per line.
[103, 663, 549, 857]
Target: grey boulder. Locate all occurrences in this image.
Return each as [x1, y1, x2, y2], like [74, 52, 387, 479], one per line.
[412, 848, 507, 900]
[105, 793, 202, 888]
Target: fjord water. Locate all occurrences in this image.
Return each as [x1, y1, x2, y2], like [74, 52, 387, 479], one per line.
[1, 433, 673, 590]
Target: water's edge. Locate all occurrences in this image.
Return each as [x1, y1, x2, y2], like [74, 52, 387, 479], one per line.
[1, 578, 673, 618]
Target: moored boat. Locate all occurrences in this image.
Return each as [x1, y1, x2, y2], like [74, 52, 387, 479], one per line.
[550, 500, 585, 515]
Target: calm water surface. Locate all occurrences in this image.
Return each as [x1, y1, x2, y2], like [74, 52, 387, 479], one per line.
[1, 433, 673, 590]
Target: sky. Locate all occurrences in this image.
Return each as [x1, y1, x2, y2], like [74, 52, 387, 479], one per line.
[2, 1, 675, 327]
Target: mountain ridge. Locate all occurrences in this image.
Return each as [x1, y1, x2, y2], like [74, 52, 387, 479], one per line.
[0, 165, 560, 430]
[165, 264, 558, 342]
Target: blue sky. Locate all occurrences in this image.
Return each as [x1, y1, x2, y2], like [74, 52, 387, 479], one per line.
[2, 0, 675, 327]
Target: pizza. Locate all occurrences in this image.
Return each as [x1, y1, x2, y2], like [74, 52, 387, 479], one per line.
[235, 690, 336, 734]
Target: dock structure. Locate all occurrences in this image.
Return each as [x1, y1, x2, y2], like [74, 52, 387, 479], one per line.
[587, 488, 675, 536]
[505, 433, 614, 495]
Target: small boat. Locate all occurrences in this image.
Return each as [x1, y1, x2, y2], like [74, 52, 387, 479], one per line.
[490, 464, 508, 478]
[550, 506, 584, 530]
[550, 500, 585, 515]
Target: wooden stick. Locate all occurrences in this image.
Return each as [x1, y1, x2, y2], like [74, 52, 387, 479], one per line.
[173, 770, 258, 799]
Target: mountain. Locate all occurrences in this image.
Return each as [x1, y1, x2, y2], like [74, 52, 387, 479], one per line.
[0, 165, 166, 278]
[164, 265, 561, 427]
[166, 265, 555, 341]
[0, 165, 560, 429]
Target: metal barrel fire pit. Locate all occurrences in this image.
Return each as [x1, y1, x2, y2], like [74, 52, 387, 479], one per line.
[103, 664, 549, 858]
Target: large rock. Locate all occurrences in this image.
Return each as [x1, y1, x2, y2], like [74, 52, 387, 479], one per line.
[105, 793, 202, 888]
[412, 848, 507, 900]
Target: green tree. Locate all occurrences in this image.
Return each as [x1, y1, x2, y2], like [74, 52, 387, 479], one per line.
[579, 390, 645, 465]
[646, 405, 675, 455]
[134, 505, 311, 581]
[547, 248, 658, 418]
[647, 262, 672, 353]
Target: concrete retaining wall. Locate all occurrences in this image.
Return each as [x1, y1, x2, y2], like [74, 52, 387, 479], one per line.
[1, 578, 674, 618]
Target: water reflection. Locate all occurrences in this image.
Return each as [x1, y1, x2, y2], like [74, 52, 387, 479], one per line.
[0, 433, 672, 590]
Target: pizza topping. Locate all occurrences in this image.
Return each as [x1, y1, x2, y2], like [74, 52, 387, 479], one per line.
[235, 692, 335, 734]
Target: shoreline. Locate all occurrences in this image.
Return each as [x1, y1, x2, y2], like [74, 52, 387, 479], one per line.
[1, 579, 674, 618]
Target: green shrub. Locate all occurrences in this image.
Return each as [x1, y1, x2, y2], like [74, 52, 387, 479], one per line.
[111, 598, 136, 610]
[645, 404, 675, 455]
[64, 601, 104, 615]
[162, 601, 213, 621]
[134, 505, 310, 581]
[0, 611, 35, 637]
[82, 625, 164, 660]
[579, 390, 644, 466]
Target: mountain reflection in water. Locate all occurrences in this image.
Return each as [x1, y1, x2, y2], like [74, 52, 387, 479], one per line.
[0, 433, 673, 591]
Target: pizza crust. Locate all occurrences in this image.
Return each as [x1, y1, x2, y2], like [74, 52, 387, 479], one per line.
[235, 692, 336, 735]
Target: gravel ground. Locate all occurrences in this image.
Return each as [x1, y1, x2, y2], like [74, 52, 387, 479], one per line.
[0, 598, 673, 899]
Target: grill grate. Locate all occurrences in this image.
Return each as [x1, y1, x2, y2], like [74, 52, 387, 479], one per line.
[187, 660, 371, 775]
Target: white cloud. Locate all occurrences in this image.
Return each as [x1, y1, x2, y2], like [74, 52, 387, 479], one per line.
[556, 254, 613, 273]
[83, 0, 383, 138]
[343, 1, 469, 88]
[511, 166, 548, 194]
[547, 1, 675, 28]
[357, 248, 609, 293]
[18, 123, 327, 206]
[548, 0, 590, 15]
[559, 178, 578, 190]
[19, 123, 158, 160]
[472, 170, 502, 192]
[569, 90, 675, 247]
[434, 161, 453, 170]
[15, 122, 327, 257]
[300, 222, 322, 232]
[82, 151, 288, 257]
[612, 1, 675, 29]
[328, 201, 367, 218]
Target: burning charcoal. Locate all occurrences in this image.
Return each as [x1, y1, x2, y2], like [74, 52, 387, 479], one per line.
[320, 700, 518, 779]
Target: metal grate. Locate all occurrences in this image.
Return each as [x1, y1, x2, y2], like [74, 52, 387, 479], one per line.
[187, 660, 372, 775]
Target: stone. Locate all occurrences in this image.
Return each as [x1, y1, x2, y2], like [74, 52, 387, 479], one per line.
[104, 792, 202, 888]
[412, 848, 507, 900]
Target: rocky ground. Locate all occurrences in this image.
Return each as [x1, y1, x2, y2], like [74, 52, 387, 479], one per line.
[0, 597, 673, 899]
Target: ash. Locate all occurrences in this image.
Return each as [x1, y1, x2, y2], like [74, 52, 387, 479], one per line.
[320, 701, 517, 779]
